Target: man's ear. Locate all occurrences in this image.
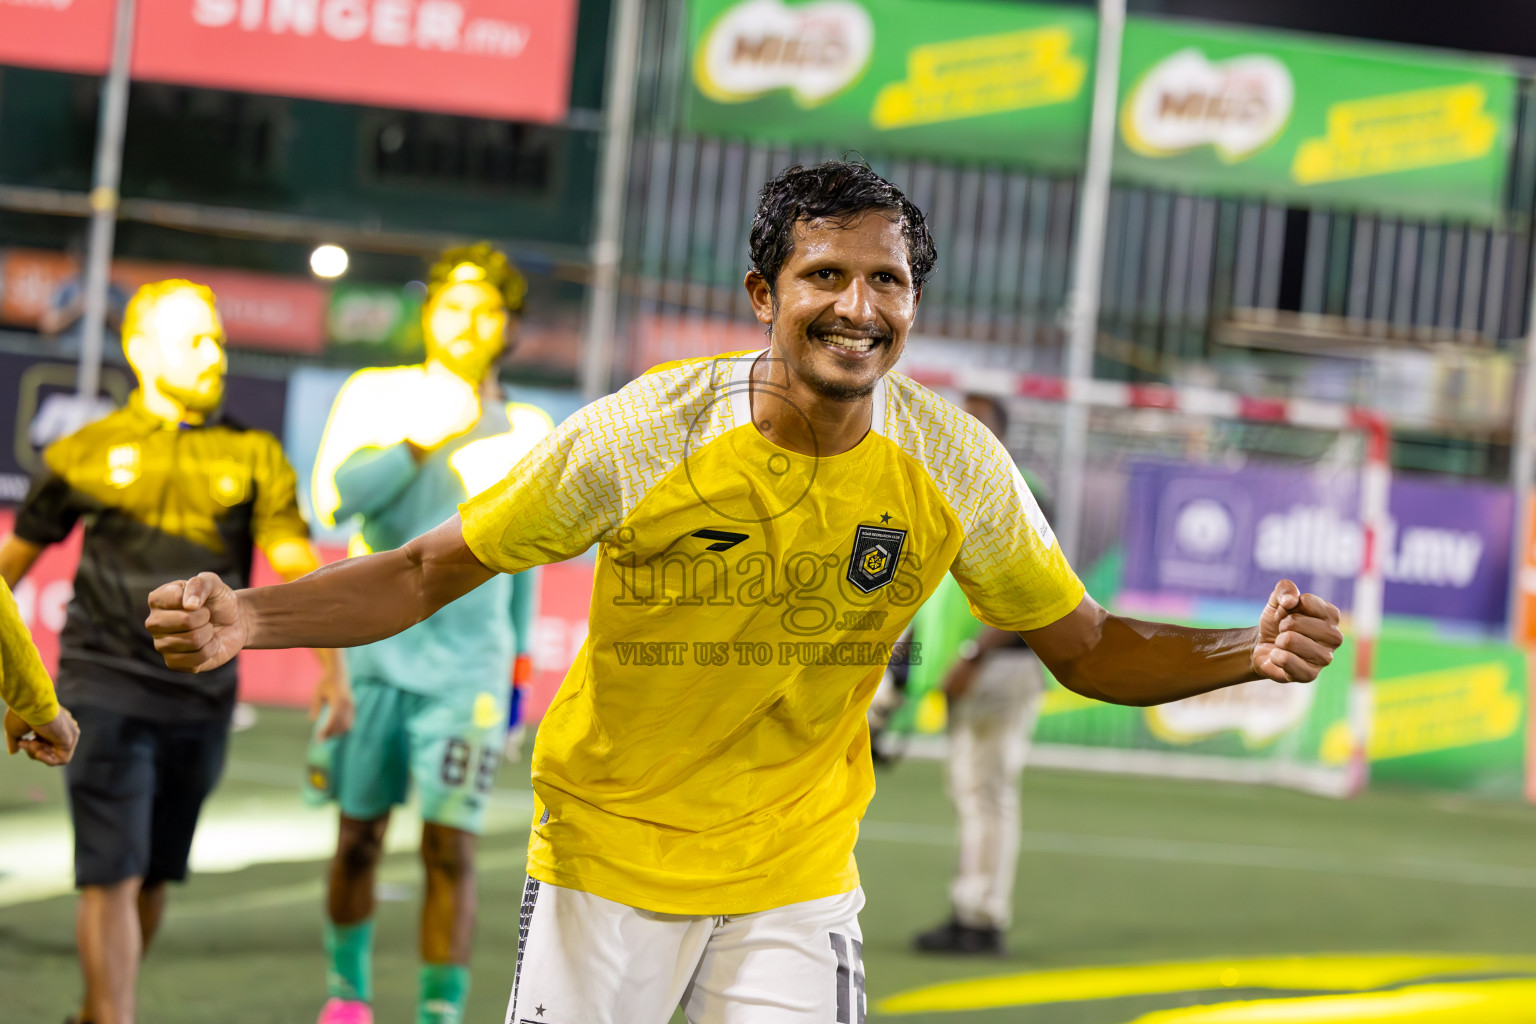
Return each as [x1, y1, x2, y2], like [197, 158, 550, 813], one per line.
[123, 333, 150, 374]
[913, 284, 922, 307]
[745, 271, 774, 325]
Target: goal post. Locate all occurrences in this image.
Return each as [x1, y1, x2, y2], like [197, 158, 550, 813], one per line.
[902, 363, 1389, 798]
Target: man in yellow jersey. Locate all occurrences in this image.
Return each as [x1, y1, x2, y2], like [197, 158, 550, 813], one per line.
[145, 163, 1344, 1024]
[1, 279, 347, 1024]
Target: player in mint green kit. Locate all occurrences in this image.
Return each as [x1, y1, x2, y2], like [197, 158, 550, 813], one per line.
[306, 244, 552, 1024]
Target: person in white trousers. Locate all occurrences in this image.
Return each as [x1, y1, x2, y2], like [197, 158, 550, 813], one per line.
[914, 395, 1048, 955]
[924, 642, 1045, 953]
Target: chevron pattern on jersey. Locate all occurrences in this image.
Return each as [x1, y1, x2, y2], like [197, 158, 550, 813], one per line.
[461, 354, 743, 575]
[880, 372, 1083, 631]
[464, 356, 1081, 628]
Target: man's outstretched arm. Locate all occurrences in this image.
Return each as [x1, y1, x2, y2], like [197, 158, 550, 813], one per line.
[146, 516, 495, 674]
[1022, 579, 1341, 707]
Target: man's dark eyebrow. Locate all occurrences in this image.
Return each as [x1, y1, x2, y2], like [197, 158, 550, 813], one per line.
[795, 257, 910, 279]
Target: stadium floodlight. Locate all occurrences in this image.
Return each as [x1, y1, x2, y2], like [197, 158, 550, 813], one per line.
[310, 244, 349, 279]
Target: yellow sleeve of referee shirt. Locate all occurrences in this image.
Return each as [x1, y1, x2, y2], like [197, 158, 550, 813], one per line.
[0, 575, 60, 726]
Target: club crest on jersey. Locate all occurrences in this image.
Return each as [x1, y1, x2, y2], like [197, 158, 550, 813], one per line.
[846, 524, 907, 593]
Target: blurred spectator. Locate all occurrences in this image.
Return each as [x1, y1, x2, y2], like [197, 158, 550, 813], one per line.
[911, 395, 1051, 956]
[37, 240, 132, 356]
[39, 273, 131, 353]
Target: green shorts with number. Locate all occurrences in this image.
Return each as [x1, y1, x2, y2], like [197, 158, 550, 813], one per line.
[304, 677, 509, 834]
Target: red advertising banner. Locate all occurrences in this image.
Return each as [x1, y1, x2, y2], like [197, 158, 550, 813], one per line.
[132, 0, 577, 121]
[2, 0, 576, 121]
[115, 260, 329, 354]
[0, 250, 76, 326]
[0, 0, 115, 75]
[0, 249, 328, 354]
[0, 509, 84, 674]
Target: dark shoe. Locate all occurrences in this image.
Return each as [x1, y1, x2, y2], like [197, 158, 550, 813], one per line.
[912, 916, 1006, 954]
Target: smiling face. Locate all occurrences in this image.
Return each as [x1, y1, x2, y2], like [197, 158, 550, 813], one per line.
[124, 286, 227, 416]
[424, 278, 509, 384]
[747, 211, 920, 401]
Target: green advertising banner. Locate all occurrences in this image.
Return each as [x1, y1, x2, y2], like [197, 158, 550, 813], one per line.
[1115, 19, 1517, 223]
[326, 284, 423, 361]
[1346, 629, 1526, 798]
[1020, 625, 1528, 801]
[686, 0, 1096, 169]
[685, 0, 1518, 222]
[896, 579, 1530, 799]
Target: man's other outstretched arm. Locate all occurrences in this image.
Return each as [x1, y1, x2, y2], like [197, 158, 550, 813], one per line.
[1022, 579, 1341, 708]
[146, 516, 495, 674]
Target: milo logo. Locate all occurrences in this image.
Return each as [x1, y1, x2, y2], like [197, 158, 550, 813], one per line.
[1122, 47, 1294, 160]
[694, 0, 873, 106]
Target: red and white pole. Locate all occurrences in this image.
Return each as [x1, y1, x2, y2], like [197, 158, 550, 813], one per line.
[1347, 414, 1391, 797]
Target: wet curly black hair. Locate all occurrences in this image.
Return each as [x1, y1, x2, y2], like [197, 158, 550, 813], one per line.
[748, 160, 937, 293]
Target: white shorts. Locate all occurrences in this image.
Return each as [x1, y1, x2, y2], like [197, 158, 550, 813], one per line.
[505, 879, 867, 1024]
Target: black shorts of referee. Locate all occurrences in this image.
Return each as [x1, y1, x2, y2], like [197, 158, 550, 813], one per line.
[65, 702, 229, 888]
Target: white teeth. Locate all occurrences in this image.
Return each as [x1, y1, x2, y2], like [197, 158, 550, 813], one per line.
[825, 336, 877, 352]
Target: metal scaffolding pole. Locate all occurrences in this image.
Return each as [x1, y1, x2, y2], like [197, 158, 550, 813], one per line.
[579, 0, 645, 402]
[1055, 0, 1126, 565]
[76, 0, 137, 409]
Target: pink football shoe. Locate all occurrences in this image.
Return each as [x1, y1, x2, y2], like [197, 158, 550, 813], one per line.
[316, 998, 373, 1024]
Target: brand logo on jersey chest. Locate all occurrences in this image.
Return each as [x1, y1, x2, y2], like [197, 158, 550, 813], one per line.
[207, 459, 251, 507]
[106, 443, 141, 488]
[846, 524, 907, 593]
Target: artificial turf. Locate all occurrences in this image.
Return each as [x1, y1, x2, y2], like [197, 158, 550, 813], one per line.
[4, 707, 1536, 1022]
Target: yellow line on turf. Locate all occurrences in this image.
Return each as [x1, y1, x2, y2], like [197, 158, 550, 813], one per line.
[1127, 978, 1536, 1023]
[876, 954, 1536, 1014]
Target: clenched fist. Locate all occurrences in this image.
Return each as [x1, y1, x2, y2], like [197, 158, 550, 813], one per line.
[1251, 579, 1342, 684]
[145, 572, 249, 673]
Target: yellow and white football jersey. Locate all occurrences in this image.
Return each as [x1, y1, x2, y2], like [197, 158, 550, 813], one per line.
[461, 352, 1083, 915]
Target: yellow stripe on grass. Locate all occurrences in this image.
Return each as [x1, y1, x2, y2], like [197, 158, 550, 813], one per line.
[1128, 978, 1536, 1023]
[878, 954, 1536, 1014]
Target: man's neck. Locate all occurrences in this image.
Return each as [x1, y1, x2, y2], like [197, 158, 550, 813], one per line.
[424, 357, 464, 381]
[424, 358, 501, 404]
[420, 360, 503, 420]
[135, 385, 201, 426]
[747, 351, 872, 457]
